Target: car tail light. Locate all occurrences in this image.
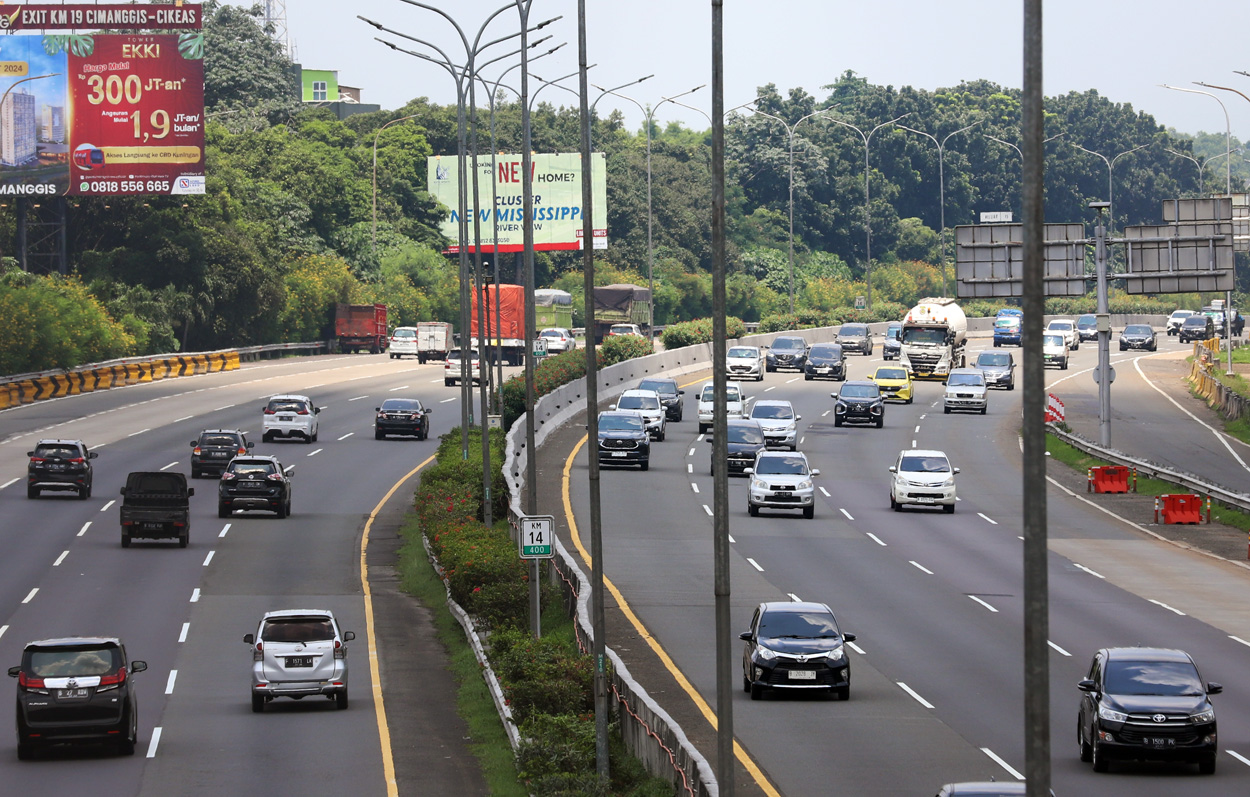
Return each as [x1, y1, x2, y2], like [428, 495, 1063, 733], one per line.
[296, 410, 309, 415]
[29, 457, 45, 463]
[253, 643, 264, 662]
[237, 447, 247, 455]
[68, 457, 84, 464]
[263, 409, 276, 415]
[18, 672, 45, 689]
[192, 447, 202, 455]
[334, 640, 346, 659]
[266, 474, 284, 482]
[221, 472, 237, 481]
[96, 667, 127, 692]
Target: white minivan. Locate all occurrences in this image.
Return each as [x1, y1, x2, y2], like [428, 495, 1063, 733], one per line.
[697, 380, 747, 435]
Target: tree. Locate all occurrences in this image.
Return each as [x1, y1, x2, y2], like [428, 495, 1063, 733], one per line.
[201, 1, 300, 129]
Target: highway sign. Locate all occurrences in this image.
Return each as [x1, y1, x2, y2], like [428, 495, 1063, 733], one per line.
[533, 338, 549, 358]
[519, 514, 554, 559]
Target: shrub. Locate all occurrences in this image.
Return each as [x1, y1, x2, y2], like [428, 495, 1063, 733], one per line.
[499, 336, 652, 429]
[659, 316, 746, 350]
[597, 333, 653, 365]
[490, 628, 594, 720]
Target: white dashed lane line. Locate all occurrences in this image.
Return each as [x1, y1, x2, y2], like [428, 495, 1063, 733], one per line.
[1231, 636, 1250, 649]
[440, 397, 457, 403]
[839, 508, 853, 520]
[847, 640, 866, 655]
[389, 385, 410, 391]
[159, 461, 179, 471]
[786, 377, 800, 383]
[691, 483, 699, 494]
[0, 625, 7, 640]
[179, 623, 190, 643]
[128, 428, 150, 437]
[218, 523, 231, 538]
[307, 449, 323, 457]
[689, 448, 696, 457]
[981, 748, 1024, 781]
[1149, 599, 1186, 616]
[821, 410, 829, 417]
[1229, 750, 1250, 768]
[78, 522, 91, 537]
[968, 595, 999, 613]
[747, 558, 764, 572]
[202, 551, 215, 567]
[866, 533, 887, 546]
[165, 670, 178, 695]
[914, 425, 920, 433]
[788, 593, 802, 602]
[818, 486, 831, 497]
[977, 512, 998, 525]
[338, 433, 354, 441]
[21, 589, 38, 604]
[190, 589, 201, 603]
[101, 500, 115, 512]
[909, 560, 933, 574]
[146, 727, 162, 758]
[0, 477, 17, 490]
[1048, 640, 1072, 657]
[764, 385, 776, 392]
[703, 505, 713, 517]
[174, 415, 194, 423]
[53, 551, 68, 567]
[897, 682, 934, 709]
[349, 396, 369, 402]
[213, 404, 235, 411]
[687, 464, 692, 474]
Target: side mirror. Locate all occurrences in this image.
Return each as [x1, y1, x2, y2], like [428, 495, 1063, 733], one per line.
[888, 466, 897, 473]
[88, 452, 98, 459]
[315, 408, 322, 414]
[243, 634, 255, 645]
[246, 442, 255, 449]
[120, 487, 127, 496]
[609, 404, 617, 411]
[953, 467, 961, 474]
[7, 667, 20, 678]
[130, 661, 148, 674]
[830, 393, 838, 400]
[1077, 679, 1096, 692]
[842, 633, 856, 643]
[190, 441, 197, 447]
[743, 467, 754, 475]
[1208, 682, 1223, 695]
[187, 488, 195, 497]
[26, 451, 34, 457]
[795, 415, 802, 420]
[678, 390, 685, 395]
[809, 469, 820, 476]
[284, 465, 295, 476]
[375, 407, 381, 412]
[738, 632, 753, 641]
[344, 631, 356, 642]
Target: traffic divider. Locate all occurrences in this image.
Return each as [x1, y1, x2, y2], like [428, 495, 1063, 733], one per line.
[1087, 465, 1135, 494]
[1154, 494, 1209, 525]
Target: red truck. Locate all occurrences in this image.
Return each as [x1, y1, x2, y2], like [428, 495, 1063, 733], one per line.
[335, 303, 388, 354]
[470, 284, 526, 365]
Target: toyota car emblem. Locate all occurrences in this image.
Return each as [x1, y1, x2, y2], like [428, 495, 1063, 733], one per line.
[1152, 714, 1167, 723]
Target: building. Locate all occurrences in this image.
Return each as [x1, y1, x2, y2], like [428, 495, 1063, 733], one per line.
[1, 90, 38, 166]
[41, 105, 64, 144]
[299, 68, 380, 120]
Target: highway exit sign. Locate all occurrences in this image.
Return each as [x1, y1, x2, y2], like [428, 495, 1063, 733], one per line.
[519, 515, 555, 559]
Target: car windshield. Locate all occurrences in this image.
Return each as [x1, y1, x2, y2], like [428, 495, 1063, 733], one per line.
[759, 610, 839, 639]
[1078, 316, 1096, 326]
[200, 434, 241, 447]
[638, 380, 676, 396]
[839, 325, 867, 336]
[381, 399, 422, 411]
[886, 326, 902, 340]
[267, 399, 307, 413]
[618, 395, 659, 411]
[900, 455, 951, 473]
[1123, 325, 1152, 335]
[728, 426, 766, 445]
[611, 325, 636, 334]
[1183, 317, 1208, 327]
[392, 329, 416, 338]
[754, 455, 809, 475]
[599, 414, 644, 432]
[229, 461, 277, 478]
[977, 353, 1011, 367]
[994, 317, 1021, 329]
[34, 444, 80, 458]
[1043, 334, 1064, 346]
[727, 347, 758, 358]
[902, 327, 946, 345]
[701, 385, 741, 402]
[771, 338, 804, 351]
[261, 617, 335, 643]
[1171, 311, 1193, 319]
[947, 373, 984, 387]
[751, 404, 793, 420]
[808, 345, 841, 358]
[838, 384, 878, 399]
[26, 645, 120, 677]
[1048, 321, 1073, 331]
[875, 368, 907, 380]
[1104, 660, 1206, 696]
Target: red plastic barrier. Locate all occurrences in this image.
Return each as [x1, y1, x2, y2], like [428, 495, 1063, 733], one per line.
[1154, 494, 1207, 525]
[1088, 466, 1134, 494]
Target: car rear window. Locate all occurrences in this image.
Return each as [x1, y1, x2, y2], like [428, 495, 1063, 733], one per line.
[229, 461, 277, 478]
[392, 328, 416, 338]
[727, 426, 765, 445]
[34, 444, 80, 458]
[638, 379, 675, 395]
[200, 434, 242, 447]
[1183, 317, 1208, 326]
[619, 395, 659, 410]
[260, 617, 335, 643]
[839, 325, 867, 335]
[380, 399, 422, 411]
[26, 645, 120, 677]
[130, 473, 185, 493]
[267, 399, 307, 413]
[808, 345, 841, 358]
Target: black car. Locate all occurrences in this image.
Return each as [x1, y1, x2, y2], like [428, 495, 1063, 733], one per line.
[375, 397, 431, 439]
[1178, 315, 1215, 343]
[740, 601, 855, 701]
[9, 637, 147, 758]
[711, 418, 767, 475]
[638, 377, 684, 422]
[882, 323, 902, 360]
[27, 439, 97, 499]
[832, 381, 884, 428]
[973, 350, 1016, 390]
[835, 323, 873, 355]
[596, 410, 650, 470]
[803, 343, 846, 381]
[1119, 324, 1157, 351]
[218, 455, 293, 518]
[189, 429, 252, 478]
[766, 335, 808, 372]
[1078, 646, 1220, 774]
[1076, 313, 1099, 342]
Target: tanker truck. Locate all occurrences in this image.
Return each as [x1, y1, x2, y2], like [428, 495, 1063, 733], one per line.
[899, 298, 968, 379]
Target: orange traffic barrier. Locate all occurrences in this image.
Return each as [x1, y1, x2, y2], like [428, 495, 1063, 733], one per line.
[1154, 494, 1208, 525]
[1087, 466, 1135, 494]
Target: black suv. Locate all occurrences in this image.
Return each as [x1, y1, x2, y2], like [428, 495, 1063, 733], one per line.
[218, 455, 293, 518]
[883, 323, 903, 360]
[832, 381, 884, 428]
[189, 429, 252, 478]
[711, 418, 767, 475]
[596, 410, 650, 470]
[1078, 646, 1220, 774]
[1178, 315, 1215, 343]
[835, 323, 873, 355]
[375, 398, 431, 439]
[9, 636, 147, 758]
[803, 343, 846, 381]
[740, 601, 855, 701]
[27, 439, 97, 499]
[638, 377, 684, 422]
[766, 336, 808, 372]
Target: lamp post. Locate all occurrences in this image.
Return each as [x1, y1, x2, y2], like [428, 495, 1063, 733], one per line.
[1160, 84, 1232, 195]
[897, 120, 979, 297]
[748, 105, 839, 316]
[372, 114, 420, 256]
[1164, 147, 1232, 195]
[1069, 142, 1147, 235]
[830, 113, 910, 308]
[985, 132, 1065, 161]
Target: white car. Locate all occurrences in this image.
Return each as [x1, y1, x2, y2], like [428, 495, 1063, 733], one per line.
[262, 394, 320, 444]
[539, 327, 577, 353]
[608, 323, 644, 338]
[611, 389, 666, 441]
[942, 368, 988, 415]
[388, 326, 419, 358]
[889, 449, 958, 513]
[746, 450, 820, 519]
[1045, 319, 1079, 350]
[749, 399, 800, 450]
[1166, 310, 1195, 336]
[726, 345, 765, 381]
[697, 380, 747, 435]
[444, 349, 483, 386]
[1043, 333, 1069, 369]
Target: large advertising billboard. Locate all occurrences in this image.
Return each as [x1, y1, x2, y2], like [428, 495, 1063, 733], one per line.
[0, 32, 204, 196]
[427, 152, 607, 252]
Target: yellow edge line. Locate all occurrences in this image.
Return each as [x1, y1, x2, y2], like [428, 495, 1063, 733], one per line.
[362, 452, 438, 797]
[561, 436, 780, 797]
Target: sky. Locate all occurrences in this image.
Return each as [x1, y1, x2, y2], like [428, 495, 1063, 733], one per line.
[248, 1, 1250, 146]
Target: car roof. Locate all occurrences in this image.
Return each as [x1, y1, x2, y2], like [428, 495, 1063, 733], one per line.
[947, 367, 984, 376]
[600, 409, 644, 419]
[1046, 319, 1073, 325]
[756, 449, 807, 462]
[1102, 646, 1194, 662]
[639, 377, 677, 386]
[752, 398, 793, 408]
[700, 380, 742, 390]
[772, 335, 807, 342]
[900, 448, 948, 458]
[23, 636, 121, 648]
[1171, 309, 1195, 315]
[873, 365, 908, 374]
[727, 418, 763, 428]
[839, 323, 867, 330]
[199, 428, 245, 435]
[260, 609, 336, 621]
[759, 600, 832, 615]
[621, 388, 659, 396]
[34, 438, 87, 446]
[841, 380, 878, 388]
[268, 394, 312, 401]
[231, 455, 283, 465]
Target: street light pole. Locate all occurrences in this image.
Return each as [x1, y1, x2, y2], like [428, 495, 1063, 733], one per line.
[1070, 142, 1147, 235]
[830, 113, 910, 308]
[1165, 147, 1232, 195]
[372, 114, 420, 256]
[897, 120, 980, 297]
[1161, 84, 1232, 195]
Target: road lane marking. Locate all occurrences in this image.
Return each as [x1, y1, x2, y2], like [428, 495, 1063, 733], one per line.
[389, 385, 410, 391]
[909, 560, 933, 574]
[440, 397, 457, 403]
[179, 623, 190, 643]
[747, 558, 764, 572]
[800, 436, 805, 445]
[159, 461, 179, 471]
[1132, 355, 1250, 475]
[1231, 636, 1250, 648]
[981, 748, 1024, 780]
[866, 532, 887, 546]
[764, 385, 776, 392]
[788, 593, 802, 602]
[146, 727, 162, 758]
[897, 682, 934, 709]
[912, 439, 917, 447]
[430, 378, 443, 383]
[174, 415, 194, 423]
[969, 595, 999, 613]
[21, 588, 37, 603]
[128, 428, 150, 437]
[338, 432, 354, 440]
[0, 626, 6, 640]
[821, 410, 829, 417]
[977, 512, 998, 525]
[78, 522, 91, 537]
[213, 404, 235, 411]
[190, 588, 200, 603]
[202, 551, 215, 567]
[703, 505, 713, 516]
[350, 395, 370, 401]
[689, 448, 696, 456]
[687, 464, 692, 473]
[1074, 563, 1105, 579]
[219, 523, 231, 538]
[728, 534, 735, 543]
[0, 477, 17, 489]
[165, 670, 177, 695]
[818, 486, 831, 497]
[1228, 750, 1250, 767]
[53, 551, 68, 567]
[697, 434, 706, 442]
[914, 425, 920, 433]
[691, 483, 699, 493]
[847, 640, 866, 655]
[307, 448, 323, 457]
[839, 507, 853, 520]
[1149, 599, 1185, 616]
[1048, 640, 1072, 656]
[100, 500, 115, 512]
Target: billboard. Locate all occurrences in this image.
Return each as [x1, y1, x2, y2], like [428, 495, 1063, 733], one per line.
[427, 152, 607, 252]
[0, 32, 204, 196]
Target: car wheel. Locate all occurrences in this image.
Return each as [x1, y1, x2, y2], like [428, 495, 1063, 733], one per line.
[748, 502, 759, 517]
[1199, 755, 1216, 775]
[833, 416, 843, 427]
[1150, 343, 1157, 352]
[375, 430, 385, 440]
[994, 340, 1000, 347]
[444, 378, 454, 386]
[803, 506, 814, 519]
[178, 530, 188, 548]
[944, 406, 951, 414]
[78, 485, 89, 500]
[743, 675, 751, 694]
[698, 423, 708, 435]
[1091, 739, 1108, 772]
[252, 693, 265, 713]
[890, 493, 899, 511]
[640, 460, 649, 472]
[117, 731, 136, 756]
[310, 431, 318, 443]
[875, 416, 883, 428]
[1008, 382, 1015, 391]
[980, 406, 987, 415]
[804, 374, 812, 381]
[1062, 359, 1069, 370]
[27, 487, 38, 499]
[16, 740, 34, 760]
[836, 686, 850, 701]
[749, 682, 764, 701]
[191, 469, 199, 480]
[1079, 719, 1093, 762]
[121, 532, 131, 548]
[943, 503, 955, 514]
[335, 690, 349, 710]
[276, 500, 288, 519]
[658, 428, 666, 442]
[906, 396, 913, 404]
[262, 432, 273, 443]
[218, 503, 231, 519]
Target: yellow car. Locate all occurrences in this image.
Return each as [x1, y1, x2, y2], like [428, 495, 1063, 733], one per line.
[869, 365, 913, 404]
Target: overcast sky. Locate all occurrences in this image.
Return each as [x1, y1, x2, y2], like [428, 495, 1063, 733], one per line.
[250, 1, 1249, 144]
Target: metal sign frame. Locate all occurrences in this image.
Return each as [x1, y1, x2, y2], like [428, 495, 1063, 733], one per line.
[518, 514, 555, 559]
[953, 223, 1087, 298]
[1121, 198, 1236, 294]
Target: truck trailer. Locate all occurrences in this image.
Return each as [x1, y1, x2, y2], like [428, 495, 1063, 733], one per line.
[592, 284, 651, 344]
[334, 303, 388, 353]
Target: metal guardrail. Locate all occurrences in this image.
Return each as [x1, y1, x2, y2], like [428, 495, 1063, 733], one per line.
[1, 341, 327, 385]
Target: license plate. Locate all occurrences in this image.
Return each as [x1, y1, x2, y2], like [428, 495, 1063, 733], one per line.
[279, 415, 293, 421]
[917, 497, 935, 504]
[285, 656, 313, 668]
[49, 464, 66, 471]
[1149, 737, 1175, 747]
[787, 670, 816, 680]
[142, 522, 165, 530]
[611, 452, 628, 458]
[774, 491, 792, 498]
[58, 688, 90, 699]
[817, 367, 830, 373]
[211, 451, 227, 457]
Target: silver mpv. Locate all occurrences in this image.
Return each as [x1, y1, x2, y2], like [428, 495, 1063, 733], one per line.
[244, 609, 355, 712]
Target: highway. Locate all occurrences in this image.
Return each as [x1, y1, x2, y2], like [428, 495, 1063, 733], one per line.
[558, 331, 1250, 795]
[0, 354, 492, 793]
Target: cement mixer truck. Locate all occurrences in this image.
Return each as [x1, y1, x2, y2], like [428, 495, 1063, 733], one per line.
[899, 298, 968, 379]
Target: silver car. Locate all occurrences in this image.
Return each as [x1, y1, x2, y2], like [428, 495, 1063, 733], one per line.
[749, 399, 800, 450]
[943, 368, 988, 415]
[243, 609, 355, 712]
[726, 345, 765, 381]
[746, 450, 820, 519]
[611, 389, 666, 441]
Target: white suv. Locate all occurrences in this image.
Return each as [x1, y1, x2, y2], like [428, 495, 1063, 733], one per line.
[746, 450, 820, 519]
[889, 449, 958, 513]
[612, 389, 666, 441]
[697, 380, 747, 435]
[262, 395, 320, 443]
[1046, 319, 1079, 350]
[1166, 310, 1195, 336]
[389, 326, 418, 358]
[444, 349, 482, 387]
[943, 368, 988, 415]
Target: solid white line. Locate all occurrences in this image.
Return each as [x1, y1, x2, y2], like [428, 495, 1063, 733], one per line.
[703, 505, 713, 517]
[687, 464, 693, 474]
[969, 595, 999, 613]
[100, 499, 115, 512]
[839, 507, 854, 520]
[788, 593, 802, 602]
[430, 378, 443, 383]
[981, 747, 1025, 780]
[338, 432, 354, 441]
[53, 551, 68, 567]
[977, 512, 998, 525]
[897, 682, 934, 709]
[1133, 355, 1250, 475]
[128, 428, 150, 437]
[746, 558, 764, 572]
[307, 448, 323, 457]
[213, 404, 235, 411]
[174, 415, 194, 423]
[179, 623, 190, 643]
[1074, 563, 1105, 579]
[1149, 599, 1186, 616]
[908, 560, 933, 574]
[866, 532, 887, 546]
[689, 448, 696, 456]
[218, 523, 230, 538]
[1048, 640, 1072, 657]
[0, 477, 17, 490]
[159, 461, 178, 471]
[389, 385, 410, 391]
[190, 588, 200, 603]
[691, 483, 700, 494]
[165, 670, 177, 695]
[202, 550, 215, 567]
[21, 588, 37, 604]
[349, 395, 369, 401]
[1230, 635, 1250, 649]
[846, 640, 866, 655]
[146, 726, 162, 758]
[78, 522, 91, 537]
[1228, 750, 1250, 767]
[439, 397, 457, 403]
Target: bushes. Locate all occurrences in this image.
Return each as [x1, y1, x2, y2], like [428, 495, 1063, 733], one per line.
[598, 334, 653, 365]
[659, 316, 746, 350]
[499, 337, 653, 430]
[490, 628, 594, 720]
[0, 272, 135, 375]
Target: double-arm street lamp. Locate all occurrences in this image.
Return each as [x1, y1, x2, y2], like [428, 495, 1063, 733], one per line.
[372, 114, 420, 256]
[749, 105, 839, 316]
[1164, 147, 1232, 195]
[1161, 84, 1232, 195]
[1070, 142, 1147, 235]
